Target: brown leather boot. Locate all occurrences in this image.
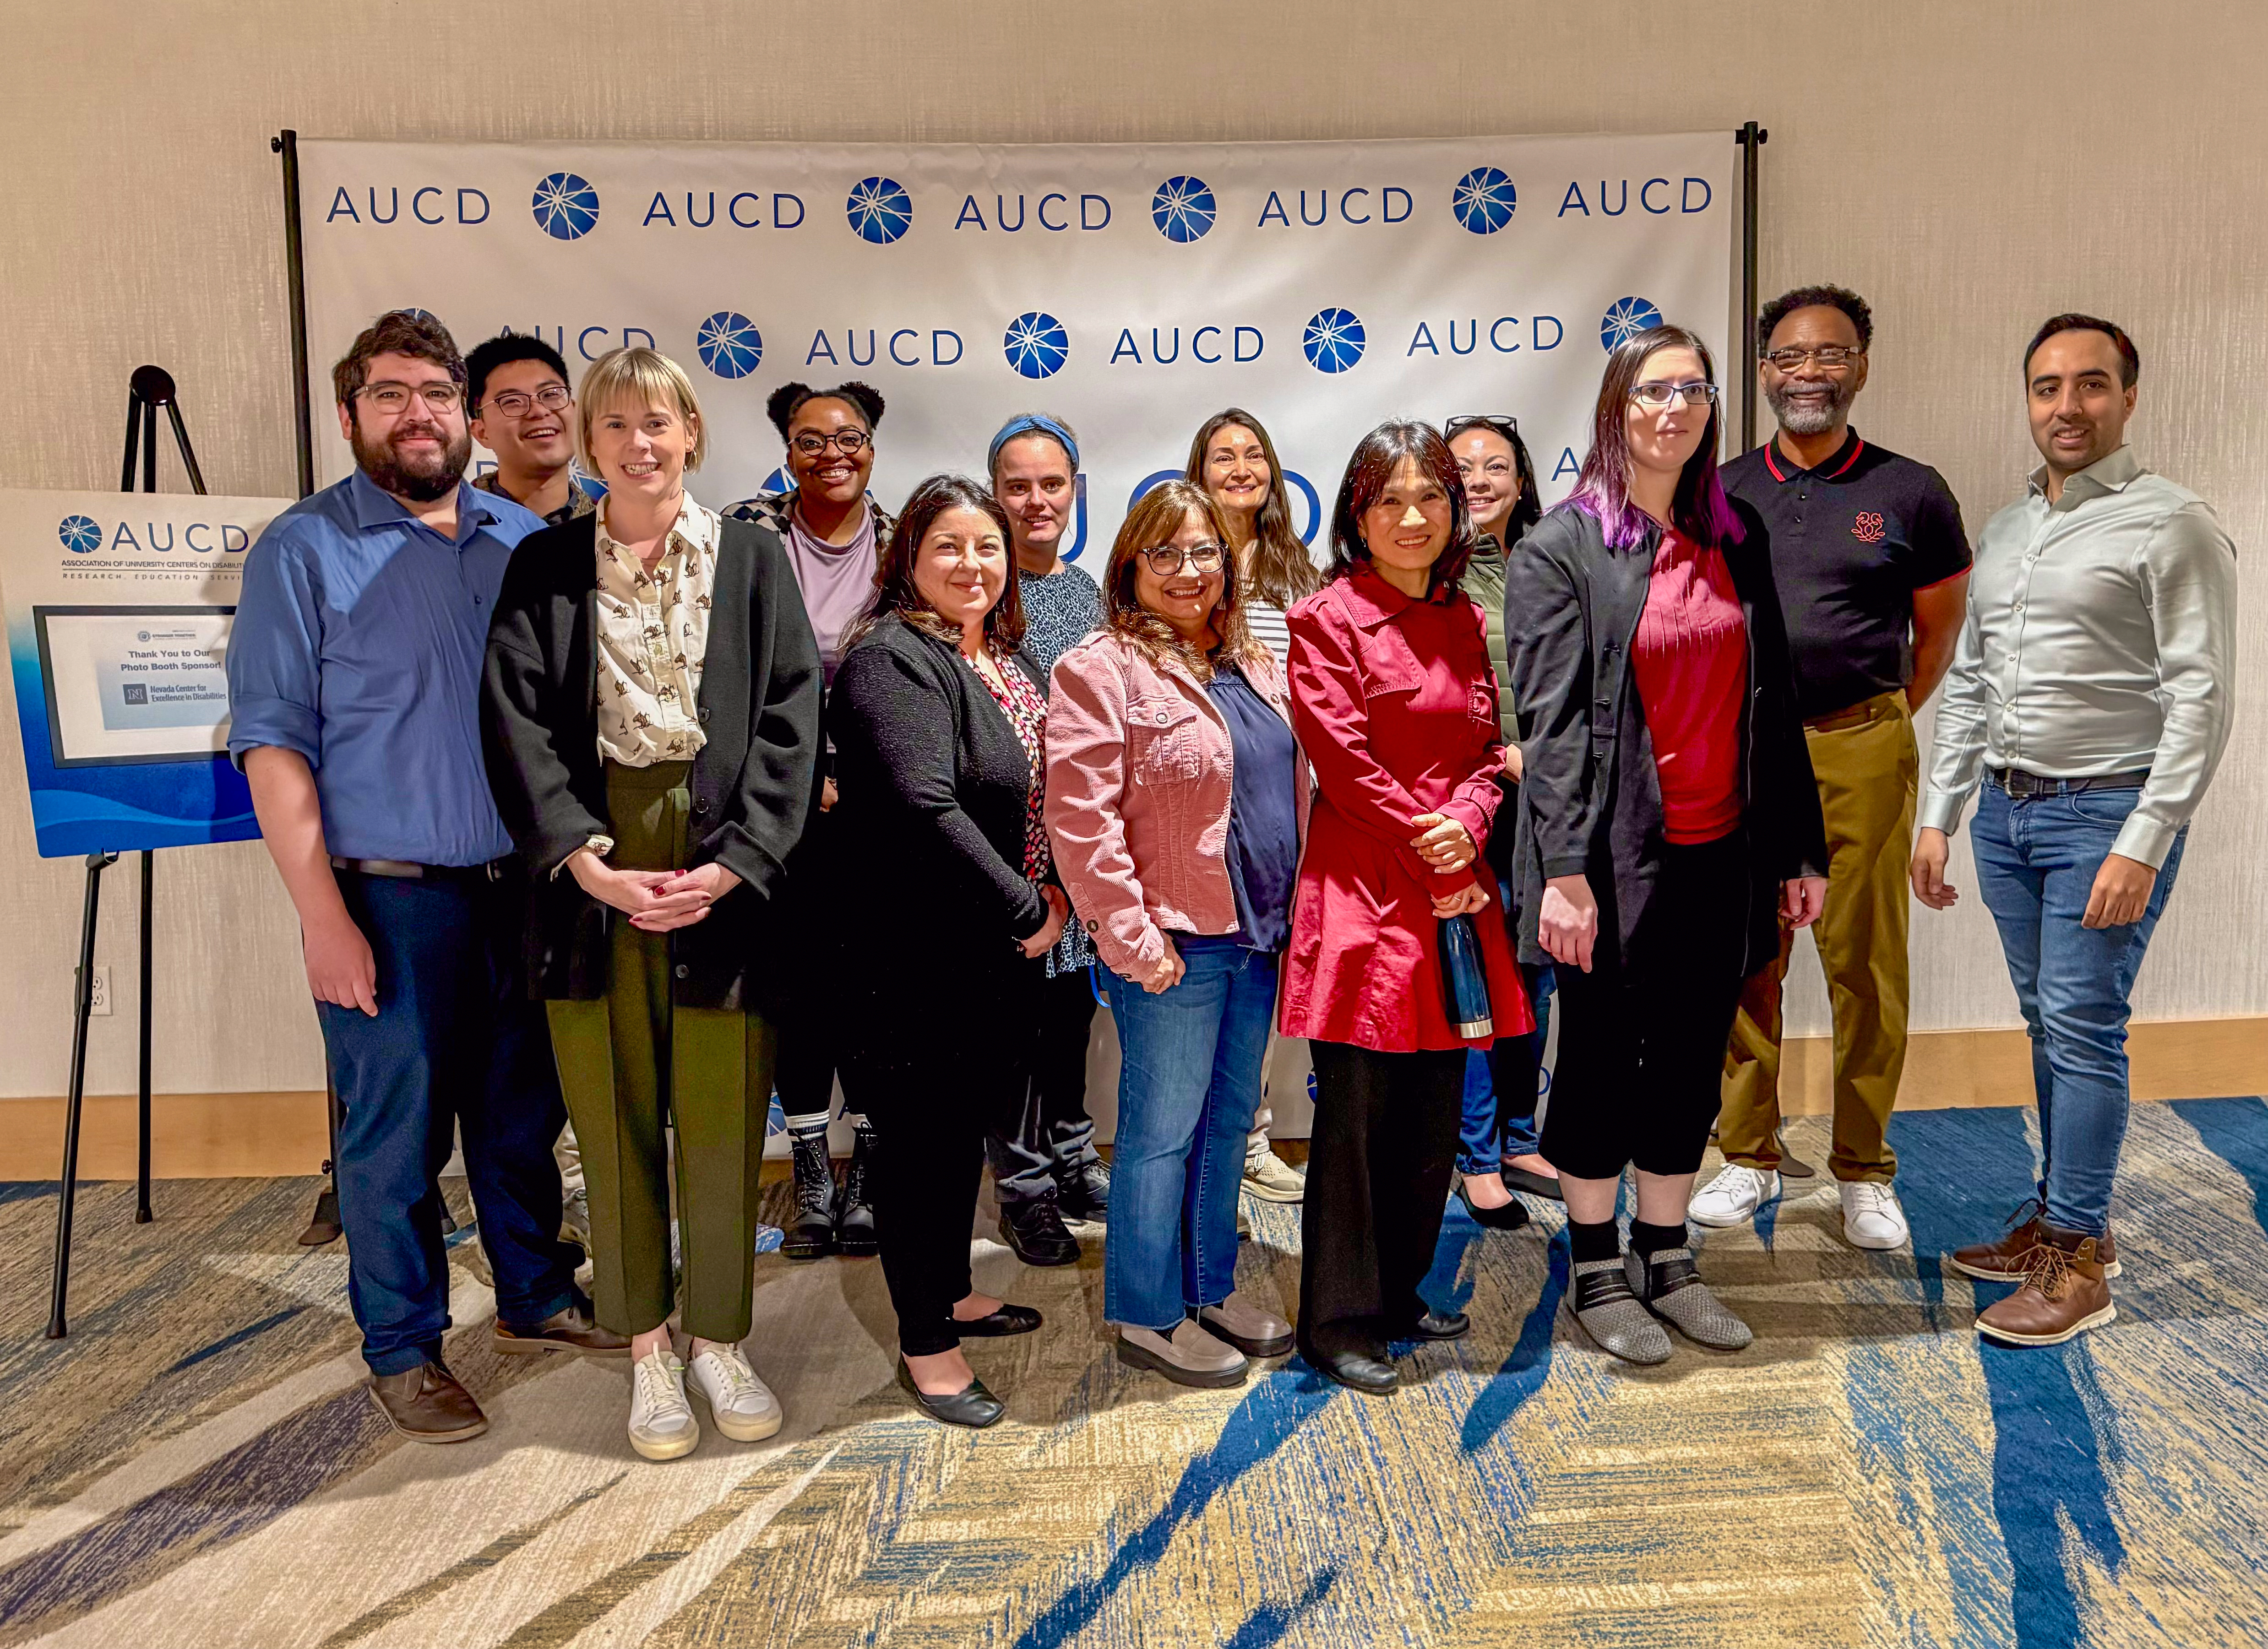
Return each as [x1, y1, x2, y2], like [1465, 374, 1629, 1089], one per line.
[493, 1290, 631, 1358]
[1974, 1231, 2115, 1346]
[1951, 1198, 2120, 1281]
[368, 1361, 489, 1443]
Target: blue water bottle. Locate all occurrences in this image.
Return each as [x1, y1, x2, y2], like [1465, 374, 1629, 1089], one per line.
[1437, 912, 1494, 1040]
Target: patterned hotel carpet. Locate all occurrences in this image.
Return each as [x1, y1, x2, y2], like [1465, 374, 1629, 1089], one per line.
[2, 1101, 2267, 1649]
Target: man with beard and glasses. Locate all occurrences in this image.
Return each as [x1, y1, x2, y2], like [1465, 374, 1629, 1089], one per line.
[1690, 285, 1972, 1253]
[228, 309, 622, 1446]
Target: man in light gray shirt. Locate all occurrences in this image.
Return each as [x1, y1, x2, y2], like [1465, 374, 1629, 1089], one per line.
[1911, 313, 2236, 1349]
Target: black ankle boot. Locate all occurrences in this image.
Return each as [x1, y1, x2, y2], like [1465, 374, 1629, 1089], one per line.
[835, 1122, 880, 1257]
[783, 1132, 837, 1259]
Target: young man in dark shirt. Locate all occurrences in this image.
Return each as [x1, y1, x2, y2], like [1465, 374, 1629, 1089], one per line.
[467, 332, 596, 528]
[1689, 286, 1972, 1251]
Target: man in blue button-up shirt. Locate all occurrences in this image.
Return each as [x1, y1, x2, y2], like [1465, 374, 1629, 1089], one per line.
[229, 310, 620, 1441]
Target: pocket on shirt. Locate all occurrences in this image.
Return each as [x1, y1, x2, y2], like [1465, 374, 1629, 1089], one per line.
[1127, 695, 1202, 783]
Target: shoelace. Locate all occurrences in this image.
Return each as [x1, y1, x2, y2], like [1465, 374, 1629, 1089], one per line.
[2018, 1241, 2076, 1301]
[698, 1347, 758, 1403]
[636, 1353, 689, 1413]
[1849, 1183, 1896, 1218]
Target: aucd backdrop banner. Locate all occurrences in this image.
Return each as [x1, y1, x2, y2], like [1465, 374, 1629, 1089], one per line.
[299, 134, 1735, 553]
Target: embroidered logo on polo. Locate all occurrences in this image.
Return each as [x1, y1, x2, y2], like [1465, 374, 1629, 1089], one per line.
[1853, 512, 1887, 544]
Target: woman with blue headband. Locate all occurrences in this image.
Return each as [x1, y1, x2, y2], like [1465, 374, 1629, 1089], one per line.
[984, 412, 1111, 1268]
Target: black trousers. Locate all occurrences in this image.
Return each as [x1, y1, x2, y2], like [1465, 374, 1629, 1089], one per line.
[773, 807, 869, 1129]
[1540, 832, 1751, 1182]
[1298, 1041, 1467, 1349]
[985, 966, 1102, 1204]
[863, 961, 1039, 1356]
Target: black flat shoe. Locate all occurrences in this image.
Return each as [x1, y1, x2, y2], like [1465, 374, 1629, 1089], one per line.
[896, 1359, 1006, 1428]
[951, 1303, 1043, 1338]
[1457, 1181, 1533, 1231]
[998, 1195, 1082, 1267]
[1299, 1336, 1398, 1394]
[1499, 1164, 1562, 1201]
[1388, 1308, 1471, 1342]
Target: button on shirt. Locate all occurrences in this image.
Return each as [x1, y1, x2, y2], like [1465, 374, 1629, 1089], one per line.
[1919, 445, 2237, 869]
[226, 470, 543, 866]
[593, 493, 719, 766]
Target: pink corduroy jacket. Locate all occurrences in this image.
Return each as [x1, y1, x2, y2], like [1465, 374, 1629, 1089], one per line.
[1044, 629, 1312, 979]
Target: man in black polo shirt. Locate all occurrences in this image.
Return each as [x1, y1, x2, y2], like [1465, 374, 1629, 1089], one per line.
[1689, 285, 1971, 1251]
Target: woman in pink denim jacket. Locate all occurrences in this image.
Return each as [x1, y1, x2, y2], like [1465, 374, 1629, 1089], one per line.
[1045, 480, 1312, 1389]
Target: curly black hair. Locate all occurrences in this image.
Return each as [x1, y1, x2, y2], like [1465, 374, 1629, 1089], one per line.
[1757, 285, 1873, 353]
[764, 380, 885, 440]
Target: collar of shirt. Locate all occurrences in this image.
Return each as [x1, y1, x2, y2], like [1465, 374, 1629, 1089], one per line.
[596, 489, 719, 564]
[1340, 565, 1458, 628]
[2026, 443, 2145, 510]
[347, 467, 505, 548]
[1761, 427, 1866, 484]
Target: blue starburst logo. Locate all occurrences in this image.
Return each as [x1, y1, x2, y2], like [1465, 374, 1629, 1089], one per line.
[1600, 296, 1664, 350]
[846, 176, 914, 244]
[59, 514, 100, 554]
[1004, 312, 1070, 380]
[1453, 166, 1517, 235]
[1302, 308, 1366, 374]
[531, 172, 600, 241]
[695, 312, 764, 380]
[1151, 175, 1216, 243]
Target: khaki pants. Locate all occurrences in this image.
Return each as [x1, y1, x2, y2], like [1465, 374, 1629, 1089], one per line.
[1719, 691, 1915, 1183]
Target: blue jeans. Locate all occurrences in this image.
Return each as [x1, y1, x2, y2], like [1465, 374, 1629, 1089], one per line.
[1970, 782, 2186, 1237]
[1102, 935, 1278, 1330]
[318, 871, 579, 1375]
[1459, 963, 1555, 1175]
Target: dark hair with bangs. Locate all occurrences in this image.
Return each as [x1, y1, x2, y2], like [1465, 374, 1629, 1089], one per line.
[1324, 421, 1477, 596]
[847, 473, 1023, 652]
[1565, 324, 1744, 551]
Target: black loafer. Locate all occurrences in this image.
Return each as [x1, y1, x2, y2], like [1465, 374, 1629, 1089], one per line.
[896, 1359, 1006, 1428]
[1300, 1334, 1398, 1393]
[1500, 1164, 1562, 1201]
[951, 1303, 1043, 1338]
[998, 1195, 1082, 1267]
[1389, 1308, 1471, 1342]
[1456, 1181, 1533, 1231]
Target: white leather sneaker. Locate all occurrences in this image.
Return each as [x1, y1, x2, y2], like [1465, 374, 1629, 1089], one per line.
[628, 1345, 700, 1461]
[687, 1342, 784, 1442]
[1839, 1181, 1911, 1251]
[1688, 1164, 1782, 1228]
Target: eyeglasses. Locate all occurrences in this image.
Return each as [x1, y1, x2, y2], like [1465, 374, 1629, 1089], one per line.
[1629, 381, 1719, 408]
[1141, 542, 1226, 576]
[792, 429, 870, 457]
[481, 384, 571, 418]
[1445, 414, 1520, 439]
[1763, 345, 1864, 371]
[356, 380, 463, 413]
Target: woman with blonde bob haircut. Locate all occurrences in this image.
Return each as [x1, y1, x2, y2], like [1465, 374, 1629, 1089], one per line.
[485, 347, 823, 1459]
[1045, 479, 1311, 1388]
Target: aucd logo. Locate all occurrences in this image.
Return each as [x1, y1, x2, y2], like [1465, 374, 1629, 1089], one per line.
[59, 515, 101, 554]
[1004, 313, 1070, 380]
[696, 312, 765, 380]
[1151, 176, 1216, 243]
[1302, 308, 1366, 374]
[1600, 296, 1664, 350]
[533, 172, 601, 241]
[1453, 166, 1517, 235]
[847, 177, 914, 244]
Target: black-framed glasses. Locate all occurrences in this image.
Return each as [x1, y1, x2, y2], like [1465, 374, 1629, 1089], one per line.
[1762, 344, 1864, 371]
[792, 429, 870, 457]
[481, 383, 572, 418]
[1629, 381, 1719, 408]
[1445, 413, 1520, 439]
[356, 380, 463, 413]
[1141, 542, 1226, 576]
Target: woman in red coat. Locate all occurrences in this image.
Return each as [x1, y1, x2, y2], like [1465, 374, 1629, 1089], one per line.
[1281, 420, 1534, 1393]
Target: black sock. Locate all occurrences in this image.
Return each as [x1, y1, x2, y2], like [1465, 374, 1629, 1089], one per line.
[1629, 1219, 1689, 1258]
[1568, 1218, 1622, 1264]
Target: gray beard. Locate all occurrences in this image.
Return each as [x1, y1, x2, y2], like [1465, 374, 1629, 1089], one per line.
[1766, 378, 1856, 438]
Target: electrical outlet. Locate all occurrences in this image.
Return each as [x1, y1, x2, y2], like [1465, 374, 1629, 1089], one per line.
[86, 964, 112, 1016]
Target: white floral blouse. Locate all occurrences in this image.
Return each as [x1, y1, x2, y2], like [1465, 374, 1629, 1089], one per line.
[593, 493, 719, 767]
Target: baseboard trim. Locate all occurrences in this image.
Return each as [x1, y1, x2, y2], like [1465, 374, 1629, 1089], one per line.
[1, 1016, 2259, 1182]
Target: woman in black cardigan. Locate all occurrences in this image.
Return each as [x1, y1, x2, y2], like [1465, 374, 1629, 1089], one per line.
[828, 474, 1069, 1428]
[1506, 325, 1827, 1367]
[483, 348, 821, 1461]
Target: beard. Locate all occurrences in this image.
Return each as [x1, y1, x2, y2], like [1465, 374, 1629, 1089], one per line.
[1765, 375, 1858, 437]
[352, 416, 472, 502]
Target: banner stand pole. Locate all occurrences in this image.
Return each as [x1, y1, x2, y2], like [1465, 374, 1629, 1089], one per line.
[1735, 121, 1769, 450]
[272, 130, 315, 501]
[136, 850, 153, 1223]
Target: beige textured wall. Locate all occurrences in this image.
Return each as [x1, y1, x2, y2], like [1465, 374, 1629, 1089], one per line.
[2, 0, 2262, 1098]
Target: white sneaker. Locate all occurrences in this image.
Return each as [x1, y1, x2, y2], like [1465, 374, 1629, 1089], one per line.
[1839, 1181, 1911, 1251]
[687, 1342, 784, 1442]
[1242, 1150, 1307, 1203]
[628, 1345, 700, 1461]
[1688, 1164, 1782, 1228]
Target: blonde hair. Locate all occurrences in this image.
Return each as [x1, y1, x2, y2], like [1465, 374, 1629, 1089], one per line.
[1102, 478, 1262, 677]
[576, 347, 707, 473]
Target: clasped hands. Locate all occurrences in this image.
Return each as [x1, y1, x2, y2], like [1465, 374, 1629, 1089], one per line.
[1410, 811, 1490, 918]
[570, 851, 741, 932]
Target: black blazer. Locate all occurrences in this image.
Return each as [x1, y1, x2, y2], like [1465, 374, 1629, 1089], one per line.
[482, 511, 822, 1010]
[1504, 500, 1827, 975]
[827, 614, 1052, 994]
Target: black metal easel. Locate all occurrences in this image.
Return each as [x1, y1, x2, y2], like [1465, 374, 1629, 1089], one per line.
[45, 366, 208, 1339]
[1735, 120, 1769, 451]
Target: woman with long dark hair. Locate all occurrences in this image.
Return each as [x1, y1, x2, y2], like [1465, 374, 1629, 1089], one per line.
[1279, 422, 1533, 1394]
[827, 475, 1067, 1427]
[1505, 326, 1827, 1365]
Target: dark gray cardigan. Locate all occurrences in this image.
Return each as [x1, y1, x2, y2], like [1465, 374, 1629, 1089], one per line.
[481, 511, 822, 1011]
[1504, 499, 1827, 975]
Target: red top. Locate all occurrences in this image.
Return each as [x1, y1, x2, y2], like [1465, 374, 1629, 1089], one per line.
[1278, 570, 1534, 1052]
[1632, 530, 1747, 844]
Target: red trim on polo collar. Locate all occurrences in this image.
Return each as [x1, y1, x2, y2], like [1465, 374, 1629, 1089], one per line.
[1766, 431, 1865, 483]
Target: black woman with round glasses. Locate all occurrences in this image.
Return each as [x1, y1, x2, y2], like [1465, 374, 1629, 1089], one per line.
[725, 381, 897, 1260]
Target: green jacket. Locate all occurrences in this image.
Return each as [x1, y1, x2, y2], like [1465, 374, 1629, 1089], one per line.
[1462, 532, 1517, 741]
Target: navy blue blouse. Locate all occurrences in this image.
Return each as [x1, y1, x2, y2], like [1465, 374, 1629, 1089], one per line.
[1205, 666, 1299, 953]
